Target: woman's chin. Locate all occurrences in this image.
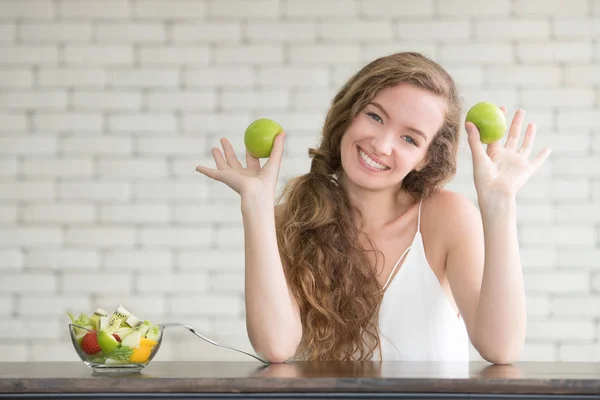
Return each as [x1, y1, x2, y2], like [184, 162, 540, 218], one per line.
[344, 170, 390, 191]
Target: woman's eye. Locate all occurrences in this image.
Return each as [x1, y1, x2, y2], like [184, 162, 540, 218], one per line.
[367, 112, 383, 124]
[404, 136, 418, 146]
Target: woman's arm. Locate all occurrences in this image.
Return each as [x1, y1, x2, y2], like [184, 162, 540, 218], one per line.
[476, 195, 525, 363]
[446, 108, 551, 364]
[444, 192, 525, 365]
[195, 133, 302, 363]
[242, 195, 303, 363]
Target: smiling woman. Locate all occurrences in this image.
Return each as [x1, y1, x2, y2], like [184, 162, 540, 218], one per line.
[272, 54, 466, 362]
[339, 83, 450, 193]
[195, 52, 552, 364]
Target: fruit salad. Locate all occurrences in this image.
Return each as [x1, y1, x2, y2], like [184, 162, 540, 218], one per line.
[68, 305, 162, 365]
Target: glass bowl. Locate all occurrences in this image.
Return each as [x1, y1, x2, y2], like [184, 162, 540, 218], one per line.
[69, 323, 164, 373]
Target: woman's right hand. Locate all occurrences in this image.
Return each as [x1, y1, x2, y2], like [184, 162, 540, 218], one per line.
[195, 132, 286, 200]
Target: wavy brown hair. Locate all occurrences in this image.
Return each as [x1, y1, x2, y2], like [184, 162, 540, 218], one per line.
[275, 52, 462, 361]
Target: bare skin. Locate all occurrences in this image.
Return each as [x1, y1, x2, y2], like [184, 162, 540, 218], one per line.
[196, 81, 551, 364]
[337, 83, 550, 364]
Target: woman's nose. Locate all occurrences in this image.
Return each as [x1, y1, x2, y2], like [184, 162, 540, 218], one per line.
[371, 134, 393, 156]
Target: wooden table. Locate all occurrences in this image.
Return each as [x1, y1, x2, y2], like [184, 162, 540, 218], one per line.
[2, 361, 600, 399]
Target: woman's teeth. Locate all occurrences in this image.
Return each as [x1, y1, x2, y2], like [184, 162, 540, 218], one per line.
[359, 149, 389, 171]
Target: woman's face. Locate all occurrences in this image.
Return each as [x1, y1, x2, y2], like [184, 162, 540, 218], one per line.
[339, 82, 446, 193]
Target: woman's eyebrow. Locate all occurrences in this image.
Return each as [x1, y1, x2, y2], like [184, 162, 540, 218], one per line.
[369, 102, 390, 119]
[369, 101, 429, 141]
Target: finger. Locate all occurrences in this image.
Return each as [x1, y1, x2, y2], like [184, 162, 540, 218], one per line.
[195, 165, 221, 181]
[519, 122, 536, 158]
[246, 149, 260, 171]
[211, 147, 228, 170]
[465, 122, 487, 164]
[486, 140, 502, 157]
[196, 165, 240, 193]
[263, 132, 286, 172]
[531, 147, 552, 172]
[220, 138, 243, 169]
[505, 109, 525, 151]
[500, 106, 507, 115]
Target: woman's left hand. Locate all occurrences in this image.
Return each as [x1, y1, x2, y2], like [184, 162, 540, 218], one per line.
[466, 107, 552, 202]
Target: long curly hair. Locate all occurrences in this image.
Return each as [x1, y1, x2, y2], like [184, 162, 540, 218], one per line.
[275, 52, 462, 361]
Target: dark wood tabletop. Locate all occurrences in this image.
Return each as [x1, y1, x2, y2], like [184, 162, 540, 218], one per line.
[2, 361, 600, 399]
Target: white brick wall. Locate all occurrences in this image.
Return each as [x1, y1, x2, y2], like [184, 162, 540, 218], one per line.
[0, 0, 598, 363]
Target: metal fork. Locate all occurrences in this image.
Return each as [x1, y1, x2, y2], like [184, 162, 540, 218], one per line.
[159, 323, 270, 365]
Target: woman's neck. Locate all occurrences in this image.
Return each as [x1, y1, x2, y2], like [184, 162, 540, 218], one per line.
[339, 175, 416, 231]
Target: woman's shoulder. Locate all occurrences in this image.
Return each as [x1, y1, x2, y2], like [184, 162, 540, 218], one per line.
[423, 189, 482, 237]
[425, 189, 477, 213]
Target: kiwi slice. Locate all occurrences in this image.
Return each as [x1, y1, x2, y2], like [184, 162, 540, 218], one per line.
[125, 314, 142, 328]
[106, 318, 123, 333]
[89, 308, 108, 331]
[109, 305, 131, 326]
[98, 316, 107, 330]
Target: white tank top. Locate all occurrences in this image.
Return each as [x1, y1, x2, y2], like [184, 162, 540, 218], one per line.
[372, 199, 470, 361]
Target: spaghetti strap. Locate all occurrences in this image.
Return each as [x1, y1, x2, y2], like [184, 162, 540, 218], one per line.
[375, 198, 470, 362]
[417, 198, 423, 234]
[379, 199, 424, 293]
[381, 245, 411, 292]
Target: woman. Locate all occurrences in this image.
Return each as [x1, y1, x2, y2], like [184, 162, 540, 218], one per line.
[195, 52, 551, 364]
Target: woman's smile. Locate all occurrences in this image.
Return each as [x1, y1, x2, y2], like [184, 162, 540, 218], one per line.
[357, 147, 390, 172]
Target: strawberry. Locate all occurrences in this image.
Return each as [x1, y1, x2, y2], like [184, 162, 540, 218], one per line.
[113, 334, 121, 342]
[81, 331, 101, 355]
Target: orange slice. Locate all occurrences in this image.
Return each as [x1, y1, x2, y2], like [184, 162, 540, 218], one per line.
[129, 345, 152, 363]
[140, 337, 158, 347]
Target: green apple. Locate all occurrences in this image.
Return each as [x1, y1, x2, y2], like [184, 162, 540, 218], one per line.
[244, 118, 284, 158]
[97, 330, 119, 354]
[465, 102, 507, 144]
[121, 330, 142, 349]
